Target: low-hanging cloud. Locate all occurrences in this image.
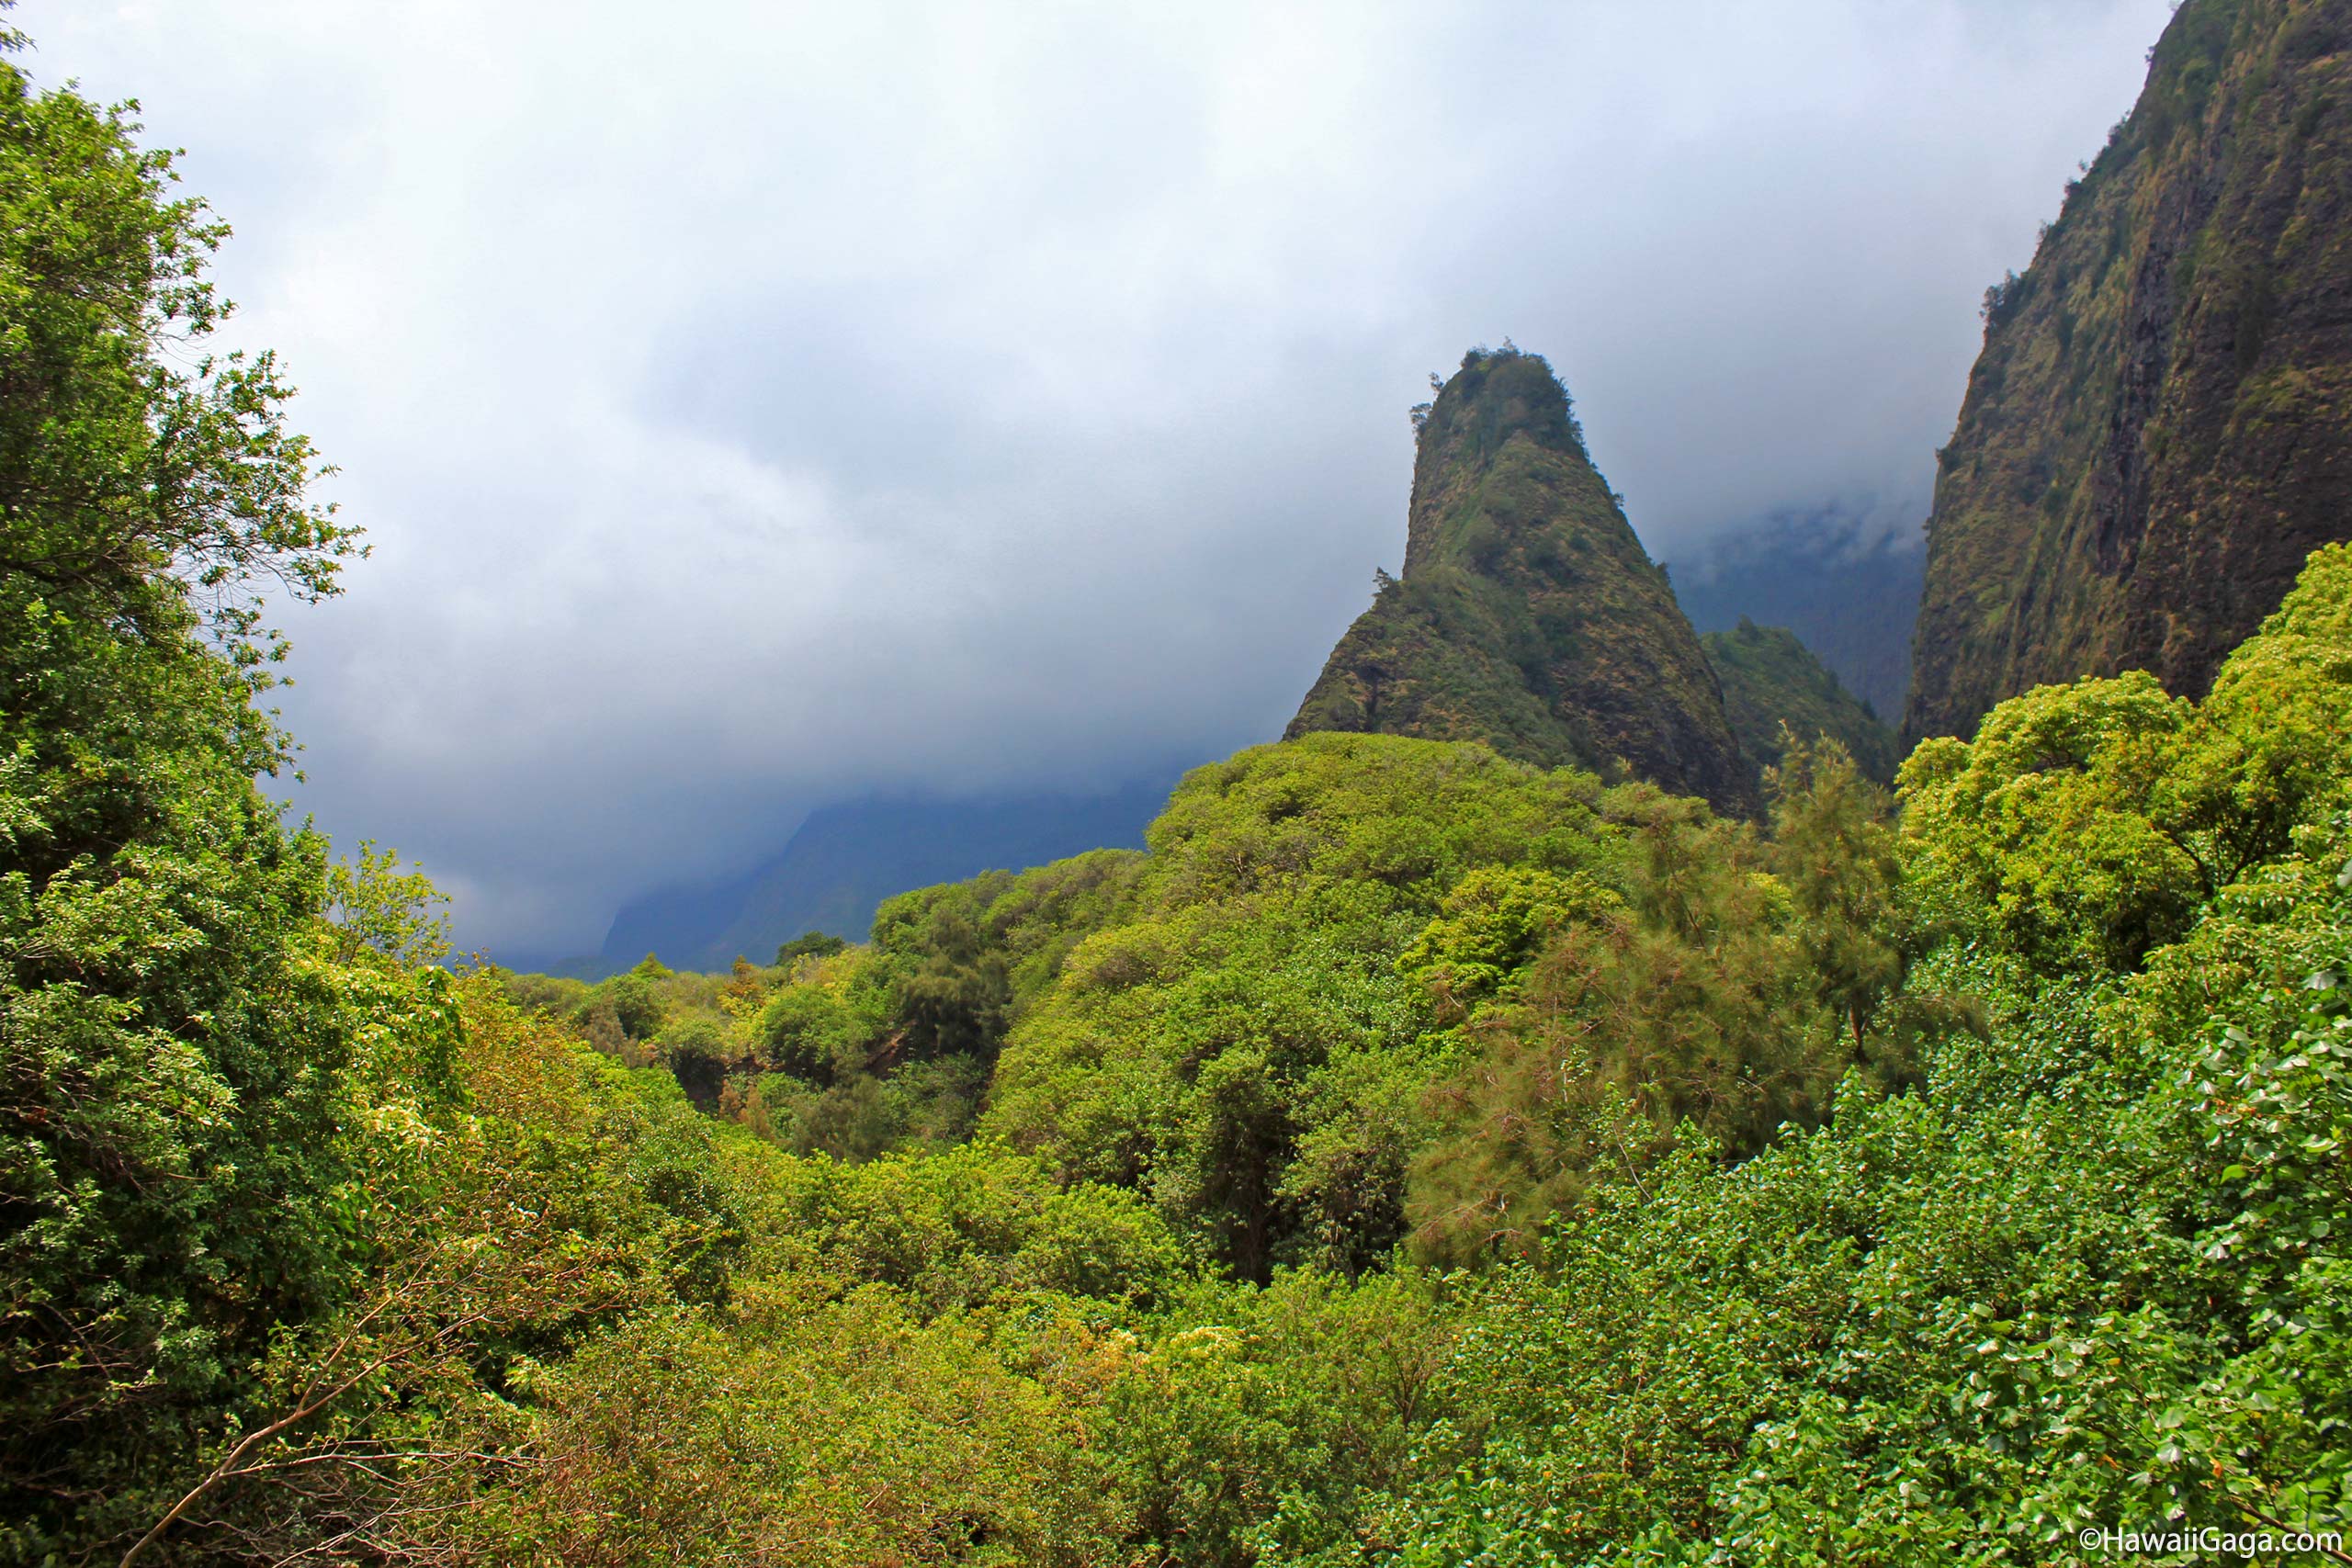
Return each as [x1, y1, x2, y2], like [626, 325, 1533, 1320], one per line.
[26, 0, 2172, 955]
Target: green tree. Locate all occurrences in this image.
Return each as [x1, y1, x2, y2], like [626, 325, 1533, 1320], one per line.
[1405, 787, 1831, 1266]
[1767, 734, 1904, 1060]
[1900, 548, 2352, 977]
[0, 39, 356, 662]
[756, 983, 871, 1081]
[582, 969, 664, 1041]
[775, 929, 847, 965]
[323, 840, 451, 967]
[0, 33, 405, 1553]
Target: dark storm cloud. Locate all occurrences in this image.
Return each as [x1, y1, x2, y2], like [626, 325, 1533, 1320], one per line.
[25, 0, 2172, 953]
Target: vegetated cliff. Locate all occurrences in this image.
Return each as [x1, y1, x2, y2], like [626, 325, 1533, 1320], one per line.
[1702, 619, 1901, 784]
[1288, 346, 1754, 813]
[1905, 0, 2352, 742]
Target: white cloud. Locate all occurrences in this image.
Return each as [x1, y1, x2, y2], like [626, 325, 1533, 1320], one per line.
[19, 0, 2175, 953]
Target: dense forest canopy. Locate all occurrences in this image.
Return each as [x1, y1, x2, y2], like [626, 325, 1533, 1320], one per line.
[8, 2, 2352, 1564]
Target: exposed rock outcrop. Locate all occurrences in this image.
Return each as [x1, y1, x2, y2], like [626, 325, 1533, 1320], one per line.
[1906, 0, 2352, 742]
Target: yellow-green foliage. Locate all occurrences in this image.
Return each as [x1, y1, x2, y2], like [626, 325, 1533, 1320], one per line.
[467, 1284, 1132, 1566]
[139, 544, 2335, 1568]
[130, 976, 1465, 1568]
[750, 1142, 1184, 1313]
[1396, 864, 1623, 1012]
[1363, 547, 2352, 1564]
[1404, 784, 1849, 1265]
[1901, 543, 2352, 973]
[51, 544, 2352, 1565]
[1900, 671, 2203, 971]
[983, 734, 1620, 1279]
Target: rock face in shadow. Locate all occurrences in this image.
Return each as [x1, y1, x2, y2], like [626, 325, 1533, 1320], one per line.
[1905, 0, 2352, 743]
[1288, 346, 1754, 814]
[1702, 619, 1901, 785]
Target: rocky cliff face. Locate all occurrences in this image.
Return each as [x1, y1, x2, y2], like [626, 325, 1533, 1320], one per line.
[1288, 347, 1754, 813]
[1905, 0, 2352, 743]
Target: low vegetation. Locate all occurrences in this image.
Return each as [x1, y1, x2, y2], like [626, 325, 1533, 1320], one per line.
[10, 12, 2352, 1564]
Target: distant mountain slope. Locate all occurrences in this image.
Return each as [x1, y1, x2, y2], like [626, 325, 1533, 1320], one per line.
[1906, 0, 2352, 742]
[591, 779, 1175, 976]
[1701, 620, 1901, 784]
[1669, 511, 1924, 722]
[1287, 346, 1753, 813]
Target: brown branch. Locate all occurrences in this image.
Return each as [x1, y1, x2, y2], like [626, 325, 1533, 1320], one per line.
[2232, 1501, 2352, 1566]
[233, 1446, 532, 1478]
[119, 1292, 499, 1568]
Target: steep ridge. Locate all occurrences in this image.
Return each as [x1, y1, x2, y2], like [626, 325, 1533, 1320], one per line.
[1906, 0, 2352, 742]
[1702, 619, 1901, 784]
[1287, 347, 1754, 812]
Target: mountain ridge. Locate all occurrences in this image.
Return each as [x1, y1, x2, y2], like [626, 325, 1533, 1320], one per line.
[1669, 511, 1924, 722]
[566, 778, 1179, 976]
[1702, 619, 1901, 784]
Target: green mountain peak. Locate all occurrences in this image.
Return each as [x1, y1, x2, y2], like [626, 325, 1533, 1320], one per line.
[1288, 345, 1756, 813]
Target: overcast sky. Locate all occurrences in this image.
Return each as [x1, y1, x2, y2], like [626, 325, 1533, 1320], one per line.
[24, 0, 2173, 957]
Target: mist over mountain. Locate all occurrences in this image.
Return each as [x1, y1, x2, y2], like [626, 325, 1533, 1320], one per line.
[560, 776, 1182, 978]
[1668, 511, 1926, 722]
